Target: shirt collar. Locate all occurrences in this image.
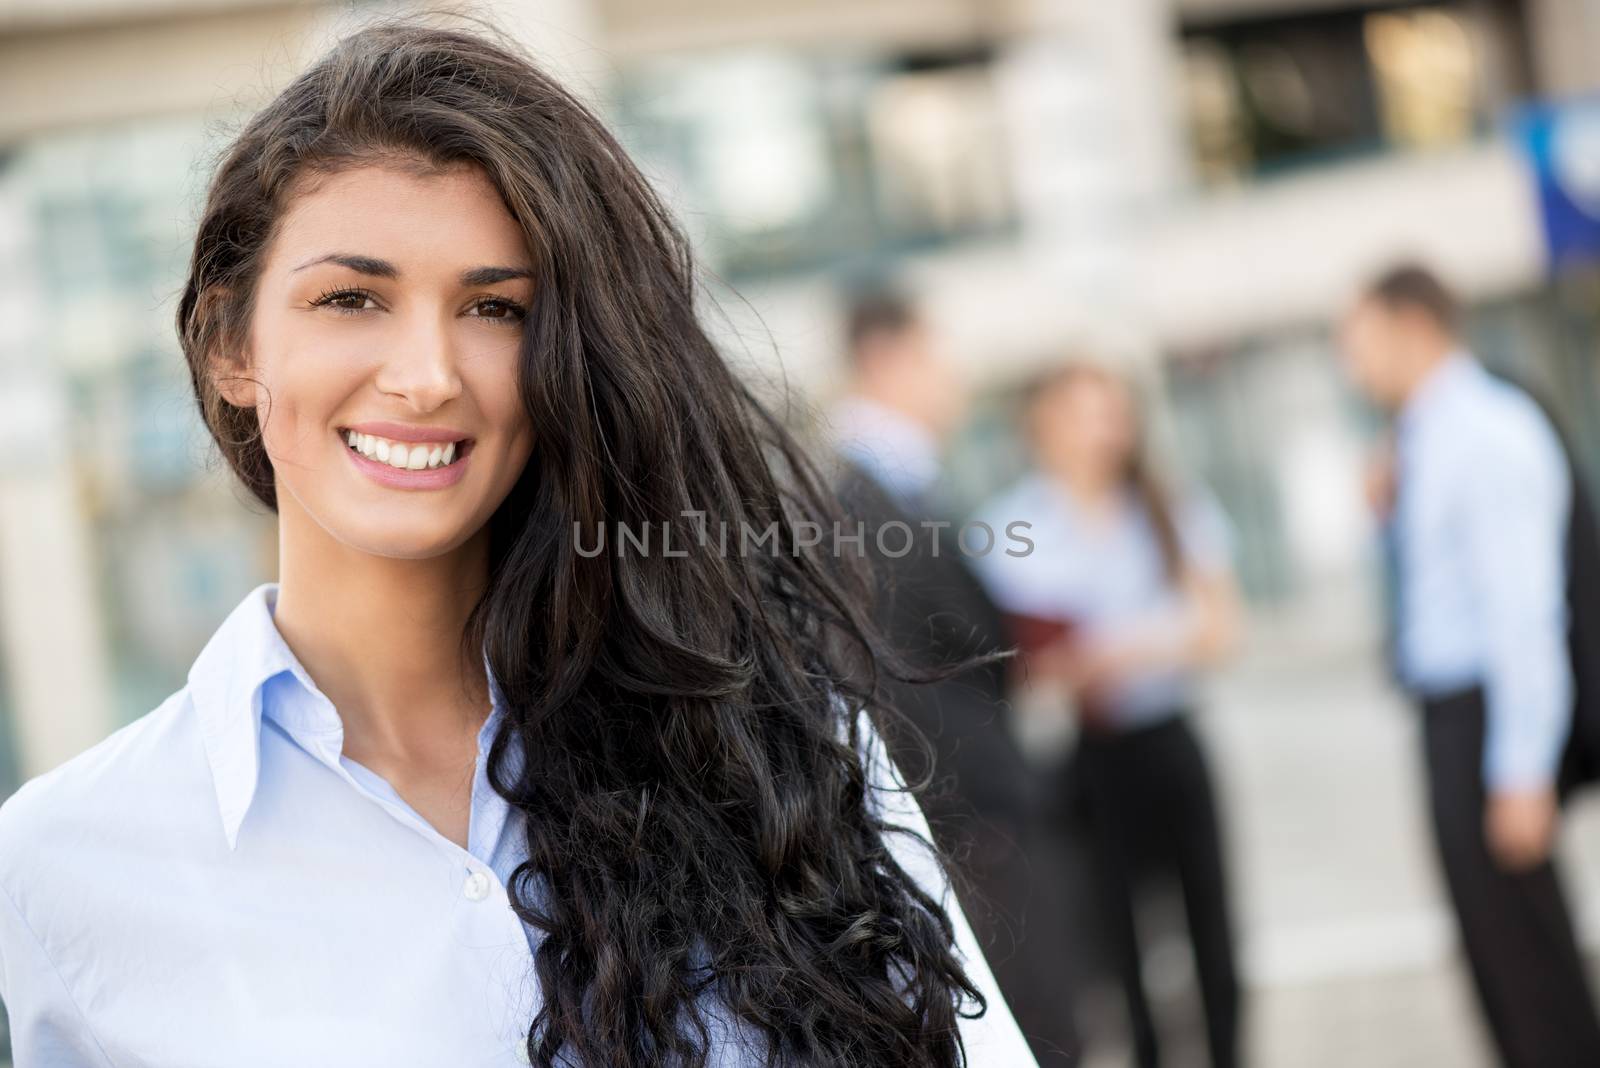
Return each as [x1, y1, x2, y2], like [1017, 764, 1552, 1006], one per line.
[1397, 348, 1477, 439]
[828, 394, 942, 505]
[187, 581, 510, 852]
[1020, 468, 1134, 522]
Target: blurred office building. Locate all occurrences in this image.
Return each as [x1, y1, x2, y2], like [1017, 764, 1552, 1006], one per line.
[5, 0, 1600, 1064]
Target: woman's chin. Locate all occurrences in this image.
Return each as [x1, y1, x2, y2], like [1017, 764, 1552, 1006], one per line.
[323, 516, 479, 561]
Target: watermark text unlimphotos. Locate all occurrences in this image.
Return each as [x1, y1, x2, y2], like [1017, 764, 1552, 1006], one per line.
[573, 513, 1034, 559]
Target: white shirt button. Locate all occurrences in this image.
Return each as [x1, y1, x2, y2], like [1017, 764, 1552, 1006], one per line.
[463, 869, 491, 902]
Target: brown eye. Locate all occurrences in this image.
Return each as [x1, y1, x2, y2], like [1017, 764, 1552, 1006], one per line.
[468, 297, 527, 325]
[310, 288, 379, 315]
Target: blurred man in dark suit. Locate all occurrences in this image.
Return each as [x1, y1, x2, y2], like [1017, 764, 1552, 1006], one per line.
[826, 289, 1081, 1065]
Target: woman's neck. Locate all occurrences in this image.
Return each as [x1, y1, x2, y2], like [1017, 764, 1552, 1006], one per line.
[1046, 458, 1121, 514]
[270, 505, 494, 765]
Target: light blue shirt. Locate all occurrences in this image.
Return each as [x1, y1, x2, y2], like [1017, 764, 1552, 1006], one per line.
[1391, 352, 1573, 791]
[827, 395, 943, 509]
[0, 582, 1035, 1067]
[970, 473, 1234, 728]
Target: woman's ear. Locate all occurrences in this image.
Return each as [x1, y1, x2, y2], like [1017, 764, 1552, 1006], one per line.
[210, 348, 259, 410]
[197, 284, 258, 410]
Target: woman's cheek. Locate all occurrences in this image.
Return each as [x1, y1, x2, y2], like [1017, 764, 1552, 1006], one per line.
[255, 375, 323, 467]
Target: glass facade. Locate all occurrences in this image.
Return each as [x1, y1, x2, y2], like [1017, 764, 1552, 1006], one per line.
[0, 114, 278, 741]
[612, 43, 1020, 281]
[1179, 0, 1532, 185]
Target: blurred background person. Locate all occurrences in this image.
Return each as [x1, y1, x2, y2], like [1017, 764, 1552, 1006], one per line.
[828, 289, 964, 515]
[824, 288, 1083, 1065]
[1336, 262, 1600, 1068]
[971, 360, 1245, 1068]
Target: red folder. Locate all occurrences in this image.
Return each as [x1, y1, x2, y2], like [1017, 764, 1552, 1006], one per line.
[1002, 611, 1080, 656]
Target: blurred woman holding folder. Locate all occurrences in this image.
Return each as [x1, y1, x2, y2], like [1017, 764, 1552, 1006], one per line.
[972, 360, 1246, 1068]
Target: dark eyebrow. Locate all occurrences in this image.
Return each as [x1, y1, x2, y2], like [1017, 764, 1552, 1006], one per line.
[460, 265, 536, 286]
[292, 253, 534, 287]
[293, 253, 397, 279]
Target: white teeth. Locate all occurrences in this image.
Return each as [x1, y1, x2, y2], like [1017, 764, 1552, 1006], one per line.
[344, 430, 463, 470]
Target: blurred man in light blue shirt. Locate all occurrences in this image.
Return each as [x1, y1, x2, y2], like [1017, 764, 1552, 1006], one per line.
[1338, 262, 1600, 1067]
[1391, 351, 1572, 791]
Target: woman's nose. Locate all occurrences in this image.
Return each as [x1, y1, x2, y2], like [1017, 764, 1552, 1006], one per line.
[373, 312, 465, 410]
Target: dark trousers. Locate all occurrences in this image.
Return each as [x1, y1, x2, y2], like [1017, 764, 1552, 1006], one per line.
[1421, 687, 1600, 1067]
[1074, 714, 1240, 1068]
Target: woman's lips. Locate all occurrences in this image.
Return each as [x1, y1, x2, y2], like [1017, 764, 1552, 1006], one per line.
[339, 429, 474, 490]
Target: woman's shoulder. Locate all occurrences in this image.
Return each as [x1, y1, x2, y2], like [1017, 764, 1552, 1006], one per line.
[973, 471, 1053, 525]
[834, 697, 945, 886]
[1164, 481, 1235, 570]
[0, 687, 210, 906]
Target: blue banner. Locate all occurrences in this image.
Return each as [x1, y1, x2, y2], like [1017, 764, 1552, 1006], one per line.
[1514, 97, 1600, 271]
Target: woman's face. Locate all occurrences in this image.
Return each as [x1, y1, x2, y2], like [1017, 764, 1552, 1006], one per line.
[223, 162, 536, 560]
[1032, 371, 1138, 481]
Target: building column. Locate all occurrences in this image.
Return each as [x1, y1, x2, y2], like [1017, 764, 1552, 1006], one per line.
[993, 0, 1186, 359]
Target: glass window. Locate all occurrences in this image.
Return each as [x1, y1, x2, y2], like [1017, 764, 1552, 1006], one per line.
[1178, 1, 1531, 185]
[614, 44, 1018, 280]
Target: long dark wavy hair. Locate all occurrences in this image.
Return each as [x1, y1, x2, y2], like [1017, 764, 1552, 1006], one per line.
[174, 13, 990, 1067]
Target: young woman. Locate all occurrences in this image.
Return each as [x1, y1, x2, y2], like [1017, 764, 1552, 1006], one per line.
[0, 18, 1035, 1068]
[971, 361, 1245, 1068]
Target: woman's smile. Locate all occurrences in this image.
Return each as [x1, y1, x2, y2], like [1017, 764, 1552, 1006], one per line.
[338, 422, 477, 490]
